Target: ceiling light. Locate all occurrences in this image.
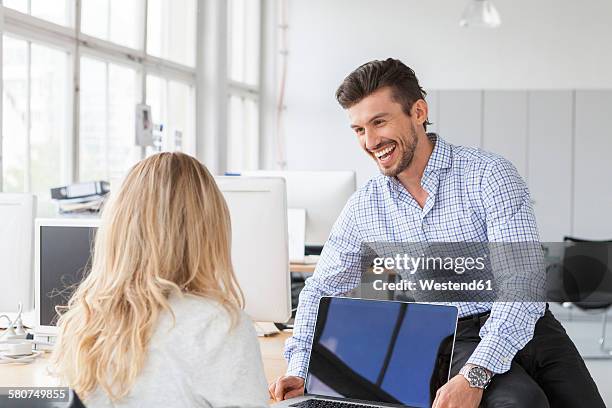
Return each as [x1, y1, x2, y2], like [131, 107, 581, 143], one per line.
[459, 0, 502, 28]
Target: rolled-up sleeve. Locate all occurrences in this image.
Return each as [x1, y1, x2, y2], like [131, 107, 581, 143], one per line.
[467, 158, 546, 374]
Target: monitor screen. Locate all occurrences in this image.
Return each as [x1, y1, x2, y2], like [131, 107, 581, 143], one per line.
[39, 225, 97, 326]
[306, 298, 458, 408]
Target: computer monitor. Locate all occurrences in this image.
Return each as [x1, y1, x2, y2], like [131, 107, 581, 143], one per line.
[35, 177, 292, 330]
[34, 217, 100, 332]
[0, 193, 36, 315]
[216, 176, 292, 323]
[241, 171, 357, 251]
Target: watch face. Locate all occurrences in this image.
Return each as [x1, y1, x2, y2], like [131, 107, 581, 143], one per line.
[468, 367, 489, 388]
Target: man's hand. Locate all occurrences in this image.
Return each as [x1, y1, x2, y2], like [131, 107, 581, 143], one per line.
[268, 375, 305, 401]
[433, 374, 483, 408]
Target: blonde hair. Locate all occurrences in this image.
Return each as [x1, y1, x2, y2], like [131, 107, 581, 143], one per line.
[51, 152, 243, 401]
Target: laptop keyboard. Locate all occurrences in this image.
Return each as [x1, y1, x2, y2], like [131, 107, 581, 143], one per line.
[289, 400, 382, 408]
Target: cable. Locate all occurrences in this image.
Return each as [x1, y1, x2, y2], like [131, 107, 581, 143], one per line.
[0, 350, 43, 365]
[0, 315, 11, 326]
[275, 0, 289, 170]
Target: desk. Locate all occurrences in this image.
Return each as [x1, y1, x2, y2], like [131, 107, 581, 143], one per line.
[259, 331, 290, 384]
[289, 263, 316, 274]
[0, 331, 290, 389]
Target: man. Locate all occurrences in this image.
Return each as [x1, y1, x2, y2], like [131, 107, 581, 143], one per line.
[269, 59, 605, 407]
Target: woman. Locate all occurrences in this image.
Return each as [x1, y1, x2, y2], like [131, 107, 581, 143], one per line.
[52, 153, 269, 407]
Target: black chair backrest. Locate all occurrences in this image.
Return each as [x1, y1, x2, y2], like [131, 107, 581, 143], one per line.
[562, 236, 612, 309]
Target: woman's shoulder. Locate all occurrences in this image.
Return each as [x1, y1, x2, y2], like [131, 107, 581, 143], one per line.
[163, 293, 253, 339]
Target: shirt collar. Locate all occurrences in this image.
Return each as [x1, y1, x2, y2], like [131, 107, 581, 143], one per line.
[424, 133, 452, 172]
[385, 133, 453, 192]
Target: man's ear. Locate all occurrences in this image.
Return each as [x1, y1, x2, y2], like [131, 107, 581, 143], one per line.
[412, 99, 429, 126]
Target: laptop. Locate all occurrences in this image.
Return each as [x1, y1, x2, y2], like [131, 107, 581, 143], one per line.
[274, 297, 458, 408]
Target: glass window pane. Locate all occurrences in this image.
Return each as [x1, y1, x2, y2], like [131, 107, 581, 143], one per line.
[4, 0, 74, 26]
[109, 0, 141, 49]
[167, 80, 195, 154]
[107, 63, 140, 179]
[31, 0, 73, 26]
[2, 37, 69, 217]
[145, 74, 165, 156]
[79, 57, 140, 185]
[81, 0, 141, 49]
[147, 0, 196, 67]
[30, 43, 69, 198]
[146, 75, 195, 155]
[227, 94, 259, 171]
[3, 0, 28, 14]
[145, 74, 166, 137]
[81, 0, 108, 40]
[79, 57, 106, 182]
[2, 36, 28, 192]
[228, 0, 260, 86]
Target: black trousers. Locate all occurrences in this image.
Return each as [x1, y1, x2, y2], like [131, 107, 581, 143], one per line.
[452, 308, 606, 408]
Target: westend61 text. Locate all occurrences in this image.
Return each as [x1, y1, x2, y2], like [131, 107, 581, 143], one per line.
[372, 279, 493, 292]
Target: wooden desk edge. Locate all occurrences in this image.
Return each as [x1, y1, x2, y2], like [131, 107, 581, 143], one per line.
[0, 330, 291, 390]
[290, 263, 316, 273]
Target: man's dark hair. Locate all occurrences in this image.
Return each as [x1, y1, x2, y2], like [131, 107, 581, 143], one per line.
[335, 58, 431, 130]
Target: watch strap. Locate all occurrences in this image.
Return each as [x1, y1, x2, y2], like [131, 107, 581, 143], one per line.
[459, 365, 492, 389]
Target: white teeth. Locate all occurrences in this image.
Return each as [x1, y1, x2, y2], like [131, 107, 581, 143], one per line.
[375, 144, 395, 158]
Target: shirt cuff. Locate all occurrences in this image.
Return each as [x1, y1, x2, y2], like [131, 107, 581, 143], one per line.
[286, 349, 309, 379]
[466, 334, 519, 375]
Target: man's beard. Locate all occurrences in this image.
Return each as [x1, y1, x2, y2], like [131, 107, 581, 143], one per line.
[379, 125, 418, 177]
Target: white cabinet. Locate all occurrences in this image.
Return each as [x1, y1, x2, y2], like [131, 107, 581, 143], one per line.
[482, 91, 528, 178]
[573, 91, 612, 239]
[437, 91, 482, 148]
[527, 91, 573, 241]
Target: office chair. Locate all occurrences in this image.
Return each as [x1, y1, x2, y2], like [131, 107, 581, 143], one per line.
[561, 236, 612, 359]
[66, 390, 87, 408]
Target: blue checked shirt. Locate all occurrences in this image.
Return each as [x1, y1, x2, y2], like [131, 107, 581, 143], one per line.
[284, 134, 546, 378]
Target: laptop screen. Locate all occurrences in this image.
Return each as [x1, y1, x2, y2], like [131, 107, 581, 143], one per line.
[305, 298, 458, 408]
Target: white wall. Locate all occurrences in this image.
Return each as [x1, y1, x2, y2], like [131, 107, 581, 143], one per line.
[284, 0, 612, 92]
[282, 0, 612, 186]
[278, 0, 612, 239]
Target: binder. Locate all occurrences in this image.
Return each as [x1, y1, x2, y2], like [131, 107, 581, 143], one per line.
[50, 181, 110, 200]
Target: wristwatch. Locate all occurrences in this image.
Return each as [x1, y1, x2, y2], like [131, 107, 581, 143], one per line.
[459, 365, 492, 389]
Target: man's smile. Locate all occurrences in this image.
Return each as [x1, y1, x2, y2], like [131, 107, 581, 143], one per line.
[372, 142, 397, 165]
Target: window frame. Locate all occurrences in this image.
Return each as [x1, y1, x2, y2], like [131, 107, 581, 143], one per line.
[225, 0, 263, 172]
[1, 29, 75, 193]
[0, 1, 198, 190]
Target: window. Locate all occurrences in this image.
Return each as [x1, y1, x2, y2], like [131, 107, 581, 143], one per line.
[227, 0, 260, 86]
[1, 1, 198, 210]
[81, 0, 142, 49]
[227, 94, 259, 171]
[3, 0, 74, 26]
[2, 35, 69, 211]
[30, 43, 70, 194]
[1, 36, 27, 193]
[147, 0, 196, 67]
[79, 56, 140, 184]
[146, 75, 196, 155]
[226, 0, 261, 171]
